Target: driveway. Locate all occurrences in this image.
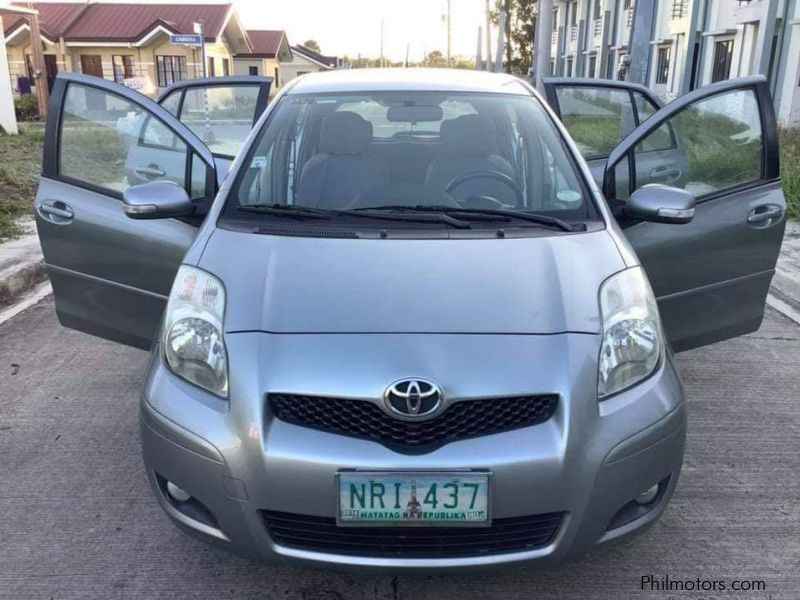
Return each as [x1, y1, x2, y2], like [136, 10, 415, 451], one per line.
[1, 300, 798, 599]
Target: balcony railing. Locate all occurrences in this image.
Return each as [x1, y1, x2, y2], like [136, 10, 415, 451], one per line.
[671, 0, 688, 19]
[570, 25, 578, 41]
[593, 19, 603, 38]
[626, 9, 633, 29]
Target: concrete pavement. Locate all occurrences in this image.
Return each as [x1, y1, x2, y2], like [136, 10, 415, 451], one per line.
[0, 300, 799, 599]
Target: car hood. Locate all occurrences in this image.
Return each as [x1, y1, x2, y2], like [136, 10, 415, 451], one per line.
[199, 228, 625, 335]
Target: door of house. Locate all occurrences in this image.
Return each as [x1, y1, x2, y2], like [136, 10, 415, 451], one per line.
[80, 55, 103, 78]
[44, 55, 58, 92]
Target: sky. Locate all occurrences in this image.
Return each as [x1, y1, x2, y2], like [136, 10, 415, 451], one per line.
[232, 0, 490, 62]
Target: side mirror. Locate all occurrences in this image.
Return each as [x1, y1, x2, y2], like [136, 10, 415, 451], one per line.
[123, 181, 194, 220]
[624, 184, 696, 224]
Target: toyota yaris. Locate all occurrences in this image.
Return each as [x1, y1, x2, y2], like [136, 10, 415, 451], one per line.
[35, 69, 785, 568]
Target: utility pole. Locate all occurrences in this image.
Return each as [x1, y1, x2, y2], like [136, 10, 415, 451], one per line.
[534, 0, 554, 92]
[476, 26, 483, 69]
[627, 0, 657, 84]
[485, 0, 493, 72]
[446, 0, 452, 67]
[405, 43, 410, 68]
[494, 10, 506, 73]
[27, 6, 48, 117]
[380, 18, 385, 68]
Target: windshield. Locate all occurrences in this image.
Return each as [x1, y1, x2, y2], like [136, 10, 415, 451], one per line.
[229, 91, 594, 227]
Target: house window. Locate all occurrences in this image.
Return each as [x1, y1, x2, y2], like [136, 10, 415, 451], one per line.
[565, 57, 574, 76]
[156, 55, 187, 87]
[656, 46, 671, 84]
[569, 2, 577, 26]
[588, 54, 597, 77]
[274, 67, 280, 87]
[208, 57, 215, 77]
[624, 0, 633, 8]
[222, 58, 230, 76]
[553, 8, 559, 31]
[593, 0, 602, 21]
[249, 66, 259, 76]
[112, 55, 134, 83]
[711, 39, 733, 83]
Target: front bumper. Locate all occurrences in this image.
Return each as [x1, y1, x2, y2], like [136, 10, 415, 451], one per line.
[140, 332, 686, 570]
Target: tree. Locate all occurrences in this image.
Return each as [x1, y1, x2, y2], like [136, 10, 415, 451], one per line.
[303, 39, 321, 53]
[424, 50, 447, 67]
[492, 0, 537, 75]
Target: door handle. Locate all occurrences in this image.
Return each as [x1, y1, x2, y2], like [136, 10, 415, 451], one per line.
[649, 166, 681, 181]
[37, 199, 74, 223]
[747, 204, 784, 226]
[135, 165, 166, 178]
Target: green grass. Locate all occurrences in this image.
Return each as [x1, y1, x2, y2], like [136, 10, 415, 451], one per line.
[0, 130, 44, 240]
[780, 128, 800, 221]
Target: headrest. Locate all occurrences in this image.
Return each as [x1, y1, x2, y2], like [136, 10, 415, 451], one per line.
[440, 114, 499, 155]
[320, 111, 373, 154]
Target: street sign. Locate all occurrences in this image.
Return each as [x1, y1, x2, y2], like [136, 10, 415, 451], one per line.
[170, 34, 203, 46]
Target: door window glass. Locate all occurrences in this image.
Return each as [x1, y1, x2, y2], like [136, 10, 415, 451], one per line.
[59, 82, 193, 195]
[178, 85, 262, 156]
[629, 88, 763, 197]
[556, 86, 636, 159]
[633, 91, 674, 152]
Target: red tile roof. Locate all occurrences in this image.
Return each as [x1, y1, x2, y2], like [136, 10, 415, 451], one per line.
[63, 3, 231, 42]
[239, 30, 286, 58]
[4, 2, 86, 40]
[4, 2, 233, 43]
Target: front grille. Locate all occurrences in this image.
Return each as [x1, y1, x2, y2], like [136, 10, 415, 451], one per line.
[263, 510, 564, 558]
[269, 394, 558, 453]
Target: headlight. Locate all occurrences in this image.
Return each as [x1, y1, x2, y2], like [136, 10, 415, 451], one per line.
[598, 267, 662, 399]
[164, 266, 228, 398]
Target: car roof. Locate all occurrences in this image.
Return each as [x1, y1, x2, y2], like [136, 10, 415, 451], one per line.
[285, 68, 533, 96]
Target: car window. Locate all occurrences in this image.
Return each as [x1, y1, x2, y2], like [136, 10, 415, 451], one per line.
[160, 90, 181, 116]
[174, 85, 262, 157]
[627, 88, 763, 198]
[229, 91, 594, 223]
[59, 82, 192, 195]
[633, 91, 674, 153]
[555, 86, 636, 160]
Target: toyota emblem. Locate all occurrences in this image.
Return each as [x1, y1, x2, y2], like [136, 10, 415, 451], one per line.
[383, 378, 443, 420]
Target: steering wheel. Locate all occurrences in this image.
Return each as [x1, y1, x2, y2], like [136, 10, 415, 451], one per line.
[445, 170, 525, 207]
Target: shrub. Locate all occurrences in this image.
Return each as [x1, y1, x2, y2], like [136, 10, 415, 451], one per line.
[14, 94, 39, 122]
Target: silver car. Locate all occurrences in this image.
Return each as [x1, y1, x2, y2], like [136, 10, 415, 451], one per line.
[35, 69, 785, 569]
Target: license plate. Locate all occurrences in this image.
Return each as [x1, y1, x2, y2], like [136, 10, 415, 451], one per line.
[337, 472, 490, 526]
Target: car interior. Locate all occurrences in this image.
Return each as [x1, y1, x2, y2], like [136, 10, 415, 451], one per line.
[237, 93, 592, 218]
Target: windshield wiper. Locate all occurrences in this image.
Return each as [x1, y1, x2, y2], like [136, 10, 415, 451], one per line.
[356, 205, 583, 232]
[340, 208, 471, 229]
[237, 204, 333, 220]
[237, 204, 471, 228]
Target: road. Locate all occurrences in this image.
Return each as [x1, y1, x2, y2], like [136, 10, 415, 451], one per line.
[1, 299, 799, 599]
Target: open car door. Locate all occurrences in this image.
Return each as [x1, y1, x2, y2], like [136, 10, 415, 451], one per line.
[542, 77, 665, 184]
[156, 75, 271, 167]
[35, 73, 218, 349]
[601, 76, 785, 352]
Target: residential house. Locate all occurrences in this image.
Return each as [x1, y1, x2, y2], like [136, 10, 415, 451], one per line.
[4, 2, 251, 97]
[548, 0, 800, 124]
[233, 30, 292, 95]
[279, 44, 337, 83]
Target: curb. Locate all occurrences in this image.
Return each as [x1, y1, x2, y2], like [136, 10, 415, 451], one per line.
[0, 258, 47, 305]
[0, 228, 46, 307]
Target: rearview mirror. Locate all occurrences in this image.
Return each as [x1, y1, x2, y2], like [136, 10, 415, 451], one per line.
[624, 184, 695, 224]
[123, 181, 194, 220]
